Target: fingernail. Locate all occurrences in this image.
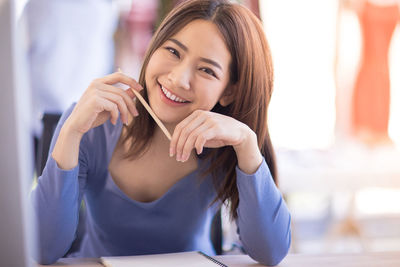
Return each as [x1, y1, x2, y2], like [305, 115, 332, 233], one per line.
[169, 148, 174, 157]
[181, 153, 187, 162]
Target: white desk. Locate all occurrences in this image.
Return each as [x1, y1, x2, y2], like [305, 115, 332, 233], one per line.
[36, 251, 400, 267]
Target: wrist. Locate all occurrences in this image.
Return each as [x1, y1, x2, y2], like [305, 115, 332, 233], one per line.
[62, 117, 85, 139]
[233, 125, 257, 153]
[233, 127, 263, 174]
[51, 118, 84, 170]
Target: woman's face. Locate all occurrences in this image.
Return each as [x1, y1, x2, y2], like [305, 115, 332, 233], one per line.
[145, 19, 232, 126]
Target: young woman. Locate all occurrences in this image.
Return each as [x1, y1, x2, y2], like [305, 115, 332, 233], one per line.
[31, 0, 291, 265]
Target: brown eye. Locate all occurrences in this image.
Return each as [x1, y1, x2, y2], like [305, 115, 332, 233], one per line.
[165, 47, 180, 58]
[200, 67, 216, 78]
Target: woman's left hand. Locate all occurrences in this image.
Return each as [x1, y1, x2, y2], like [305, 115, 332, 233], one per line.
[170, 110, 252, 162]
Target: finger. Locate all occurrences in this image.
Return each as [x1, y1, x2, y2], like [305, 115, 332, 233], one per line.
[125, 88, 135, 99]
[97, 90, 130, 125]
[173, 111, 207, 161]
[170, 111, 197, 157]
[194, 134, 207, 155]
[97, 82, 138, 117]
[180, 121, 213, 162]
[195, 127, 220, 154]
[98, 72, 143, 91]
[124, 89, 139, 117]
[100, 98, 119, 125]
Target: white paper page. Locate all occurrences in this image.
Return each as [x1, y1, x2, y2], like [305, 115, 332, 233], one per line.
[101, 251, 221, 267]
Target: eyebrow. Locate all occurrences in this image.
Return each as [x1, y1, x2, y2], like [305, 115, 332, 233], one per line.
[169, 38, 223, 71]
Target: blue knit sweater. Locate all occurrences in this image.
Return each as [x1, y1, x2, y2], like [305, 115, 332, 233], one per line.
[31, 104, 291, 265]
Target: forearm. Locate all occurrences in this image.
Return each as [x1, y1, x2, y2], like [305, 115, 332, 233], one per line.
[31, 157, 82, 264]
[32, 105, 86, 264]
[235, 160, 291, 266]
[52, 118, 84, 170]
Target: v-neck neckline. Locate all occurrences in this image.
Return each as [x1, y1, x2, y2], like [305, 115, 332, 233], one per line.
[105, 119, 202, 207]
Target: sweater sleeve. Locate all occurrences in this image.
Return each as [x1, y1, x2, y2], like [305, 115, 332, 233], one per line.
[30, 104, 89, 264]
[235, 158, 291, 266]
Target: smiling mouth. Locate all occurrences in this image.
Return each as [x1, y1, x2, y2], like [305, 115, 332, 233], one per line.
[159, 83, 190, 103]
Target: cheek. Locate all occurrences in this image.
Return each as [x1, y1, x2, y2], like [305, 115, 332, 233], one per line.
[146, 51, 171, 76]
[145, 57, 158, 82]
[197, 88, 225, 109]
[145, 51, 163, 77]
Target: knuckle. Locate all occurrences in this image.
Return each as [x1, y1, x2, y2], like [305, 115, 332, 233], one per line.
[198, 134, 206, 143]
[182, 143, 189, 152]
[175, 124, 182, 131]
[206, 116, 216, 125]
[89, 81, 97, 89]
[122, 89, 131, 98]
[94, 92, 103, 102]
[111, 102, 117, 110]
[91, 78, 101, 85]
[198, 132, 206, 140]
[202, 110, 211, 116]
[197, 134, 205, 144]
[186, 133, 195, 144]
[176, 141, 184, 151]
[202, 113, 212, 122]
[116, 96, 124, 106]
[193, 109, 202, 116]
[93, 94, 102, 104]
[181, 128, 189, 137]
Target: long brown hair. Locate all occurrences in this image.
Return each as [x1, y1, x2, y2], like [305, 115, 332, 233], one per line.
[122, 0, 276, 219]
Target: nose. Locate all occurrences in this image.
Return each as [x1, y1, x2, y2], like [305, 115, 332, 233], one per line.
[167, 62, 191, 91]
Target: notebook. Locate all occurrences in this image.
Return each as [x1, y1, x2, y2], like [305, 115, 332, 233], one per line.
[101, 251, 228, 267]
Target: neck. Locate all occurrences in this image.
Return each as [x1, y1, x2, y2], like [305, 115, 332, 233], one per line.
[153, 122, 197, 161]
[163, 121, 178, 139]
[153, 123, 175, 148]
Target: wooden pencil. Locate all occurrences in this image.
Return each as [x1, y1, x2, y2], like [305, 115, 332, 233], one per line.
[118, 68, 172, 140]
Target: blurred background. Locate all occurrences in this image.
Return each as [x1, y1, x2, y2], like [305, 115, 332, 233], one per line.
[14, 0, 400, 256]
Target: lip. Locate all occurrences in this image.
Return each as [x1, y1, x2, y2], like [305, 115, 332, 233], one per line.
[158, 82, 191, 106]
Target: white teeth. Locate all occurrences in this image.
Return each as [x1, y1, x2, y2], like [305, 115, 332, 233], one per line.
[161, 85, 187, 103]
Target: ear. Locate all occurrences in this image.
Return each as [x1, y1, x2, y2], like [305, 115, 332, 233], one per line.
[218, 84, 236, 107]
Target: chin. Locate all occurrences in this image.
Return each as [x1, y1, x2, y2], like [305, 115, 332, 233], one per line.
[155, 110, 187, 125]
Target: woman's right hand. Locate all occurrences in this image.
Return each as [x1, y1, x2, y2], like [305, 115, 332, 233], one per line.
[65, 72, 143, 136]
[51, 72, 142, 170]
